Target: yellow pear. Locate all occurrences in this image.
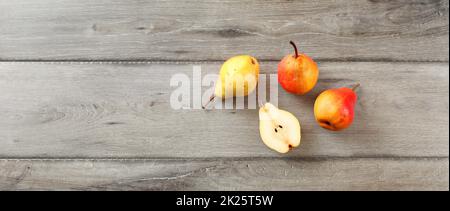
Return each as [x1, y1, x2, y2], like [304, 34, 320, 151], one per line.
[259, 103, 301, 153]
[203, 55, 259, 108]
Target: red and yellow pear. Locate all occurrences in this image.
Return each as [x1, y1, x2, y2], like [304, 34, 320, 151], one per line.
[314, 84, 360, 131]
[278, 41, 319, 95]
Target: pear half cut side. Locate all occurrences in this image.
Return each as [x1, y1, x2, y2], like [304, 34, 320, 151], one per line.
[259, 103, 301, 153]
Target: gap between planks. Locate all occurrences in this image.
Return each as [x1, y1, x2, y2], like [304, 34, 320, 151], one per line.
[0, 156, 447, 162]
[0, 59, 449, 64]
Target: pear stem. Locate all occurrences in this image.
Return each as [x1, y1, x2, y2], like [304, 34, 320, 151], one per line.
[202, 95, 215, 109]
[351, 83, 361, 91]
[258, 101, 264, 108]
[290, 41, 299, 58]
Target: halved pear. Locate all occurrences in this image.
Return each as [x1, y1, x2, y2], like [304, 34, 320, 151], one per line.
[259, 103, 301, 153]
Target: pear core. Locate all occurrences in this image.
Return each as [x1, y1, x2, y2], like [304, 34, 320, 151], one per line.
[259, 103, 301, 153]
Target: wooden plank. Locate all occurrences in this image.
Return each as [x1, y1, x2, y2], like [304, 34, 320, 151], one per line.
[0, 158, 447, 191]
[0, 0, 448, 61]
[0, 62, 448, 158]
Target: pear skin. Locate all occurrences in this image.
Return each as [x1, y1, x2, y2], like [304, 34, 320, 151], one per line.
[314, 84, 359, 131]
[215, 55, 259, 98]
[203, 55, 259, 109]
[278, 41, 319, 95]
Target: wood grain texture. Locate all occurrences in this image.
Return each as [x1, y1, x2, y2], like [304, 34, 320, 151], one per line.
[0, 158, 447, 191]
[0, 0, 448, 61]
[0, 62, 448, 158]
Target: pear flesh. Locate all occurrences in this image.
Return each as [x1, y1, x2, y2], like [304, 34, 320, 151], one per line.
[259, 103, 301, 153]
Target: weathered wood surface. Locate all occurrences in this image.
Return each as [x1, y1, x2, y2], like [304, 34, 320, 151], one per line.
[0, 158, 447, 191]
[0, 0, 448, 61]
[0, 0, 448, 191]
[0, 62, 448, 158]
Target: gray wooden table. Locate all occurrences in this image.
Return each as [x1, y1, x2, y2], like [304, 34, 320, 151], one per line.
[0, 0, 448, 191]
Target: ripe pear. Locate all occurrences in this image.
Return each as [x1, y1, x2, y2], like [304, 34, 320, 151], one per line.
[259, 103, 301, 153]
[314, 84, 359, 131]
[278, 41, 319, 95]
[203, 55, 259, 108]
